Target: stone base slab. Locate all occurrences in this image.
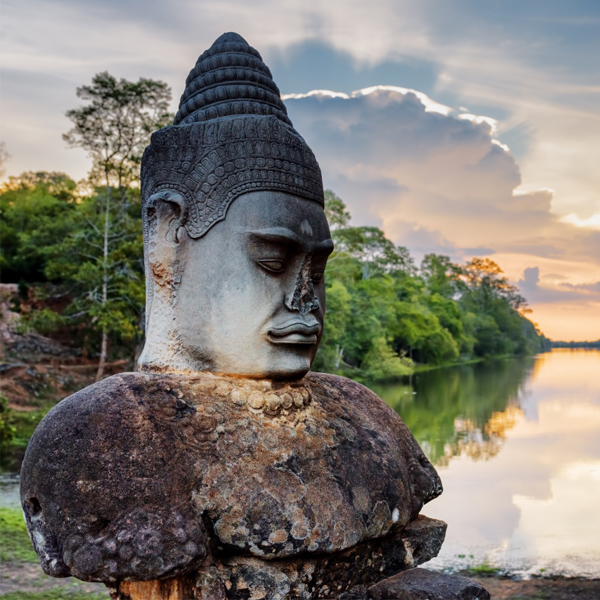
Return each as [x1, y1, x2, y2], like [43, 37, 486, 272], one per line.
[109, 516, 446, 599]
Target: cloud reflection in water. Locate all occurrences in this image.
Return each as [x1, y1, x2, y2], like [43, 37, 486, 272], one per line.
[370, 349, 600, 576]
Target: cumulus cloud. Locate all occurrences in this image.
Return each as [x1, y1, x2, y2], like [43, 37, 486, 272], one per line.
[2, 1, 598, 221]
[284, 87, 600, 338]
[285, 87, 599, 266]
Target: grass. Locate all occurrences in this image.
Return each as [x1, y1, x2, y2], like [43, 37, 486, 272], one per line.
[1, 591, 108, 600]
[471, 563, 500, 574]
[0, 507, 38, 563]
[11, 407, 55, 444]
[1, 404, 54, 472]
[465, 561, 501, 576]
[0, 507, 109, 598]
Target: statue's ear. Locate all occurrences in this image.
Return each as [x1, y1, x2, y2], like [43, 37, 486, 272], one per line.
[145, 191, 189, 288]
[146, 190, 188, 245]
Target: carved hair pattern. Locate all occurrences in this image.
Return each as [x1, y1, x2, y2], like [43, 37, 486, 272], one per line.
[141, 33, 324, 240]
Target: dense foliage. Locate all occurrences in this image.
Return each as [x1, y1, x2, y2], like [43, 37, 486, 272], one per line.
[312, 191, 550, 379]
[0, 72, 171, 379]
[0, 174, 145, 369]
[551, 340, 600, 349]
[1, 181, 549, 380]
[0, 393, 17, 446]
[0, 71, 548, 380]
[63, 71, 172, 188]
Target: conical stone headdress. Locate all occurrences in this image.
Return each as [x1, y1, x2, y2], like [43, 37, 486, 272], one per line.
[141, 32, 324, 239]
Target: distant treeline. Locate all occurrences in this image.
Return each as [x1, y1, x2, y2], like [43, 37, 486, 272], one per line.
[0, 174, 550, 380]
[550, 340, 600, 349]
[312, 191, 550, 379]
[1, 73, 550, 381]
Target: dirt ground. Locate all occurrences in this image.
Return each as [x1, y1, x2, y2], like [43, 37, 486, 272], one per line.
[468, 573, 600, 600]
[0, 561, 107, 597]
[2, 563, 600, 599]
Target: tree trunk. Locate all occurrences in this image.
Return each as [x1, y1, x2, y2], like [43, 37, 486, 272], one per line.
[95, 189, 110, 382]
[334, 345, 344, 370]
[96, 329, 108, 381]
[107, 573, 223, 600]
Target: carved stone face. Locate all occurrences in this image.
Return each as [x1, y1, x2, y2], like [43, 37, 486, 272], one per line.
[175, 191, 333, 379]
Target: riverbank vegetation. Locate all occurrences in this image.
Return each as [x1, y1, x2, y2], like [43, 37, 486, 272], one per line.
[0, 71, 548, 383]
[1, 176, 549, 367]
[313, 191, 549, 379]
[1, 180, 549, 383]
[551, 340, 600, 349]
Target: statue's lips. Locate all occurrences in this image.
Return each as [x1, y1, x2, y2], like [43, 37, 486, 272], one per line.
[267, 322, 320, 345]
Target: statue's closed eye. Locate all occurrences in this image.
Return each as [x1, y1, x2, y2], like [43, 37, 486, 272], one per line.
[311, 271, 324, 283]
[258, 259, 286, 273]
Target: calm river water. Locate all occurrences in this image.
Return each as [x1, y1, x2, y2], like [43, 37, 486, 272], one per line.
[369, 348, 600, 577]
[2, 349, 598, 577]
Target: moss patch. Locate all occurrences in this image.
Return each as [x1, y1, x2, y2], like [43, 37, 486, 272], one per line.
[0, 507, 37, 563]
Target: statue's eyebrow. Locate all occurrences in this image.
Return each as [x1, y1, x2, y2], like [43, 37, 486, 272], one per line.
[247, 228, 333, 255]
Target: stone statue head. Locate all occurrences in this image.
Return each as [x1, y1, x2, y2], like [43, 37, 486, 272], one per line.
[139, 33, 333, 379]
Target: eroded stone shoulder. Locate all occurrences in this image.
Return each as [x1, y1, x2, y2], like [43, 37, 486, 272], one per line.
[21, 371, 443, 581]
[20, 372, 209, 582]
[306, 372, 444, 517]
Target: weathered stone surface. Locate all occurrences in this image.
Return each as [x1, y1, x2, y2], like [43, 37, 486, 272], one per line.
[21, 32, 448, 600]
[368, 568, 491, 600]
[143, 32, 324, 242]
[21, 371, 442, 586]
[141, 190, 333, 379]
[108, 516, 446, 599]
[199, 515, 445, 599]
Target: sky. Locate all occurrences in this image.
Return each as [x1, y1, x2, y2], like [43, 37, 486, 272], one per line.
[1, 0, 599, 341]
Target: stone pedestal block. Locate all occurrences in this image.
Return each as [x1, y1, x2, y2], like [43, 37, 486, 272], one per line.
[107, 517, 446, 599]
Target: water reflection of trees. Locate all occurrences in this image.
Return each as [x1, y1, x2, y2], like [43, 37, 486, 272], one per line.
[369, 358, 535, 466]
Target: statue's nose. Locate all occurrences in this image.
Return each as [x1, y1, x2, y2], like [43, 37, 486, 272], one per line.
[284, 255, 320, 315]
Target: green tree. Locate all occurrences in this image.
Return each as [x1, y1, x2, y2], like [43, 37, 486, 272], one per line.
[459, 258, 534, 358]
[313, 279, 352, 372]
[334, 226, 415, 279]
[361, 336, 413, 380]
[42, 188, 145, 376]
[424, 293, 470, 356]
[316, 193, 547, 376]
[421, 253, 464, 299]
[462, 258, 527, 314]
[0, 172, 77, 284]
[59, 72, 173, 378]
[390, 300, 459, 364]
[0, 394, 17, 446]
[324, 189, 351, 230]
[64, 72, 172, 188]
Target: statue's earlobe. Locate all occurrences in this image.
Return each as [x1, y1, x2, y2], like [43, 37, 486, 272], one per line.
[145, 191, 189, 289]
[146, 190, 188, 245]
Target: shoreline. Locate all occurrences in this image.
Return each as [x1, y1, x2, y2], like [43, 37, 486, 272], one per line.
[465, 572, 600, 600]
[2, 502, 599, 599]
[1, 563, 600, 599]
